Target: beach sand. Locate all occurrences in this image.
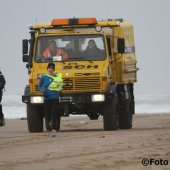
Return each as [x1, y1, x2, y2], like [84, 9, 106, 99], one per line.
[0, 114, 170, 170]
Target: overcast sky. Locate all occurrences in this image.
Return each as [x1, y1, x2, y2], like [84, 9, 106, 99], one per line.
[0, 0, 169, 94]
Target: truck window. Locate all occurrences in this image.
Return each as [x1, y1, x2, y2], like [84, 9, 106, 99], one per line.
[35, 35, 106, 62]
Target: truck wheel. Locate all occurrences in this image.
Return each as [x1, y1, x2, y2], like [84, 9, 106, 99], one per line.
[103, 94, 119, 131]
[129, 83, 135, 114]
[27, 104, 43, 132]
[118, 93, 132, 129]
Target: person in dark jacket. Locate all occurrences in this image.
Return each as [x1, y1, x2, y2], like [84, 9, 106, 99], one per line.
[85, 39, 101, 53]
[0, 70, 6, 126]
[38, 63, 63, 137]
[85, 39, 102, 60]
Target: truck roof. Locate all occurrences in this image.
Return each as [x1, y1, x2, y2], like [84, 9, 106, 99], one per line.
[30, 18, 129, 30]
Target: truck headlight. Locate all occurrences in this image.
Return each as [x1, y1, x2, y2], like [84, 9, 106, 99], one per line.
[30, 96, 44, 104]
[91, 94, 105, 102]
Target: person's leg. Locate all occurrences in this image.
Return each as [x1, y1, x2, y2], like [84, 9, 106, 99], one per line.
[51, 99, 61, 130]
[0, 104, 3, 119]
[44, 100, 51, 121]
[0, 92, 2, 102]
[0, 93, 5, 126]
[51, 99, 58, 131]
[56, 114, 61, 131]
[44, 100, 52, 130]
[0, 93, 3, 118]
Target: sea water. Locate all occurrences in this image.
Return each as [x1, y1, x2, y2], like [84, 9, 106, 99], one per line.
[1, 93, 170, 119]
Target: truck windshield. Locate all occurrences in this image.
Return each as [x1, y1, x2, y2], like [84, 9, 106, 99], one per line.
[35, 35, 106, 62]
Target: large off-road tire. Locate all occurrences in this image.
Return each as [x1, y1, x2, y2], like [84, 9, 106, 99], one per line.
[103, 94, 119, 131]
[27, 104, 43, 132]
[118, 92, 132, 129]
[129, 83, 135, 115]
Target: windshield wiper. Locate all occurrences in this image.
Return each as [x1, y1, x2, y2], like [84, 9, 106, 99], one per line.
[68, 57, 93, 63]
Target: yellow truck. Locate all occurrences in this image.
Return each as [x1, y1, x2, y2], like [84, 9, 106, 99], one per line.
[22, 17, 138, 132]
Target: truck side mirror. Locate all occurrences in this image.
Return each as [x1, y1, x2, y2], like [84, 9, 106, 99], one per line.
[23, 55, 29, 62]
[117, 38, 125, 54]
[22, 39, 28, 54]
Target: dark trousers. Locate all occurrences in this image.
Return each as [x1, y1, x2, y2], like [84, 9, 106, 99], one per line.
[44, 98, 60, 130]
[0, 92, 4, 118]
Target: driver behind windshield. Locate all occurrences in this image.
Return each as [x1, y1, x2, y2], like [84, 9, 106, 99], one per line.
[43, 40, 68, 60]
[85, 39, 101, 53]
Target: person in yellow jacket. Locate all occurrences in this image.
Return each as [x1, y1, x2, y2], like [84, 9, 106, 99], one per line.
[38, 63, 63, 137]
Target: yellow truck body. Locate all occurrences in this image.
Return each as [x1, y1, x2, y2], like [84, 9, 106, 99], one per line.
[22, 18, 138, 132]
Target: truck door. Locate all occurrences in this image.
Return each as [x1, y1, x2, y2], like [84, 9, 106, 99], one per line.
[107, 37, 116, 81]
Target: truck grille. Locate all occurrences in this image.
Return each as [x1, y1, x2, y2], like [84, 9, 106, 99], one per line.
[75, 77, 100, 90]
[34, 73, 101, 92]
[74, 73, 100, 77]
[63, 76, 101, 91]
[34, 84, 40, 92]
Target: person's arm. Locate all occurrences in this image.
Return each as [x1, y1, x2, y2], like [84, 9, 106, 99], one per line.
[57, 48, 68, 59]
[38, 76, 44, 92]
[43, 48, 49, 58]
[61, 49, 68, 59]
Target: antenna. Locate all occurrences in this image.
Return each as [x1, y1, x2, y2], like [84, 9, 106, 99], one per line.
[42, 0, 48, 22]
[35, 17, 38, 24]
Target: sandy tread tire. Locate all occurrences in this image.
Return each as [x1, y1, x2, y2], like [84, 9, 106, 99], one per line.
[103, 94, 119, 131]
[27, 104, 43, 132]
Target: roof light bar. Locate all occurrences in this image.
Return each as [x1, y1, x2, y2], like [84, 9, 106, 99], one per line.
[51, 18, 97, 26]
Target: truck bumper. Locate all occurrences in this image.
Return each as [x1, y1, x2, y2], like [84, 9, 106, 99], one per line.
[59, 93, 106, 103]
[22, 92, 114, 104]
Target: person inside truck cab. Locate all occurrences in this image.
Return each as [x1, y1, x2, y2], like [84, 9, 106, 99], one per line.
[43, 41, 68, 60]
[65, 40, 74, 50]
[85, 39, 100, 53]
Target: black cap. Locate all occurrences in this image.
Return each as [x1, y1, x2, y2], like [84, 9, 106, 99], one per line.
[47, 63, 55, 70]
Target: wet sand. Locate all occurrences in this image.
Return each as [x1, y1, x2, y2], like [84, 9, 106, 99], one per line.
[0, 114, 170, 170]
